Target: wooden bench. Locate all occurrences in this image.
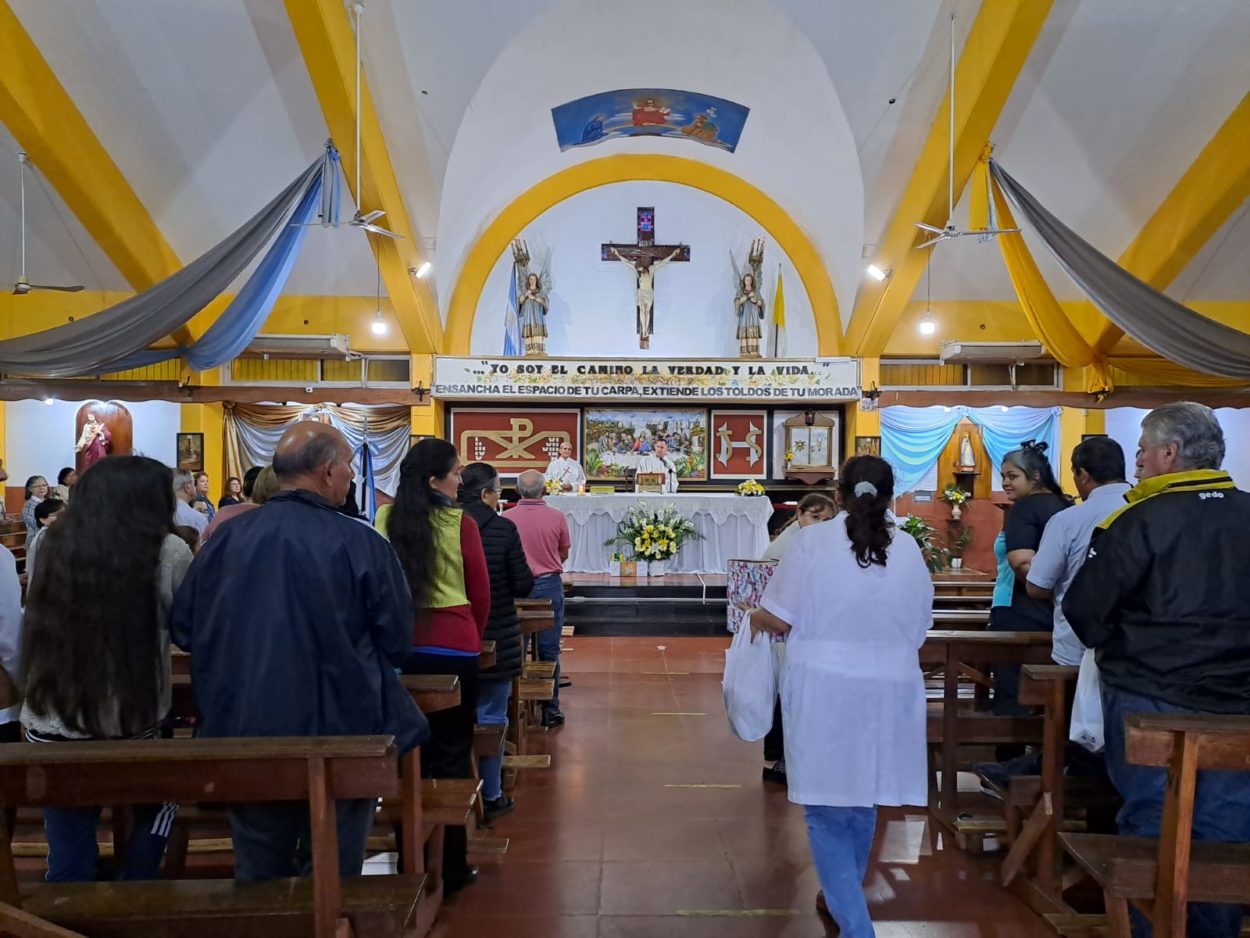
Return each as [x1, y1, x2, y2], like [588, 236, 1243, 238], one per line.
[479, 640, 496, 671]
[932, 609, 992, 629]
[923, 630, 1055, 852]
[933, 593, 993, 609]
[0, 737, 424, 938]
[1060, 713, 1250, 938]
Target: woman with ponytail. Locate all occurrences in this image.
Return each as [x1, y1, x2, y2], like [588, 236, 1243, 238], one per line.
[752, 456, 933, 937]
[383, 439, 490, 896]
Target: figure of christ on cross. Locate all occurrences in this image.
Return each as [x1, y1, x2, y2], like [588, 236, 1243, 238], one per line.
[602, 207, 689, 349]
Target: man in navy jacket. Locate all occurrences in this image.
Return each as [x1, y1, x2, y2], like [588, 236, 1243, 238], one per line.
[172, 421, 427, 881]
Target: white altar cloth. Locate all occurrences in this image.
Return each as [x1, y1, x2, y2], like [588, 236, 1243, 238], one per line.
[547, 493, 772, 574]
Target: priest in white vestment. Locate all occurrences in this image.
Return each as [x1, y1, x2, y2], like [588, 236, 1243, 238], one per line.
[634, 438, 679, 493]
[544, 442, 586, 491]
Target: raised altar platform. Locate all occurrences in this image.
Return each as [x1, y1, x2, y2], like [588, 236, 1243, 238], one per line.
[562, 574, 728, 637]
[547, 493, 771, 574]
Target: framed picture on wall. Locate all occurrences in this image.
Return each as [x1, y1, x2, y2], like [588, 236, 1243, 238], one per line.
[854, 435, 881, 457]
[175, 433, 204, 472]
[709, 409, 767, 479]
[583, 407, 708, 481]
[448, 408, 580, 477]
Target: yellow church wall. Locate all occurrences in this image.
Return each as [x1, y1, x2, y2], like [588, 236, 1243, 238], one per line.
[179, 403, 224, 505]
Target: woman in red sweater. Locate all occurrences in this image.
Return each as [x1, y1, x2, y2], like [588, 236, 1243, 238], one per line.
[388, 439, 490, 896]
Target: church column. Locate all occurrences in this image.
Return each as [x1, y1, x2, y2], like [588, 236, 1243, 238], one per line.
[842, 358, 880, 460]
[1056, 366, 1105, 492]
[410, 354, 443, 438]
[180, 404, 224, 504]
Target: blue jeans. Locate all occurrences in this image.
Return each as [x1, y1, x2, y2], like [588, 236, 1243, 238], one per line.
[1103, 686, 1250, 938]
[477, 678, 511, 801]
[228, 798, 376, 881]
[529, 574, 565, 716]
[44, 803, 175, 882]
[804, 805, 877, 938]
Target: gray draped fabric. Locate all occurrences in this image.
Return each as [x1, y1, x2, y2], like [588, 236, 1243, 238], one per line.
[990, 160, 1250, 379]
[0, 156, 323, 379]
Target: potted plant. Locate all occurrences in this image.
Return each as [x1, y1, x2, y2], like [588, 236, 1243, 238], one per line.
[899, 514, 948, 574]
[940, 482, 971, 520]
[948, 525, 974, 570]
[605, 504, 702, 576]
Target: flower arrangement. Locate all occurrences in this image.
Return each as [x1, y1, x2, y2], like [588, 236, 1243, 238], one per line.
[605, 503, 702, 562]
[940, 483, 970, 507]
[544, 477, 563, 495]
[784, 450, 795, 464]
[736, 479, 766, 497]
[900, 514, 948, 573]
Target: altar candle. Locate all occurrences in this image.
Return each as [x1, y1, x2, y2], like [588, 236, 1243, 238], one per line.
[578, 483, 586, 495]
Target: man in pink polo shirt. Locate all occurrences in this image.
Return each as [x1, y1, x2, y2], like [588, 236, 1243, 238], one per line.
[503, 470, 571, 727]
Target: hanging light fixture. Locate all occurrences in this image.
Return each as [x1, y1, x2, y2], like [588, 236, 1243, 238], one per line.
[865, 263, 890, 282]
[918, 254, 937, 335]
[413, 261, 432, 279]
[369, 236, 388, 335]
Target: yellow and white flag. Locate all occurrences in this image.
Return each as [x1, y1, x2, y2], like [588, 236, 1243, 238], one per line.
[771, 266, 787, 357]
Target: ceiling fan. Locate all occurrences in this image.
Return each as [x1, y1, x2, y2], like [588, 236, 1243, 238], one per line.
[12, 152, 85, 295]
[914, 16, 1019, 250]
[296, 3, 402, 240]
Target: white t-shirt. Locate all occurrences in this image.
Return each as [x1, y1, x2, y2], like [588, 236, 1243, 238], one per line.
[174, 498, 209, 534]
[635, 454, 678, 493]
[544, 457, 586, 490]
[760, 514, 933, 808]
[1026, 482, 1131, 666]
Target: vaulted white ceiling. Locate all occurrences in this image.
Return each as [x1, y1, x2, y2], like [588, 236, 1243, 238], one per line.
[1, 0, 1246, 333]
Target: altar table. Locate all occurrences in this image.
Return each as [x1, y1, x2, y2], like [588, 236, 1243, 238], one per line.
[547, 493, 772, 574]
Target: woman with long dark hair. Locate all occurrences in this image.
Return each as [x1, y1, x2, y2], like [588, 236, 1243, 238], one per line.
[753, 456, 932, 937]
[457, 463, 533, 821]
[384, 439, 490, 896]
[21, 456, 194, 882]
[218, 476, 244, 507]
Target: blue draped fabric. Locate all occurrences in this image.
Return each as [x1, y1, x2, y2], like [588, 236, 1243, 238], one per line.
[110, 148, 336, 373]
[880, 405, 1061, 495]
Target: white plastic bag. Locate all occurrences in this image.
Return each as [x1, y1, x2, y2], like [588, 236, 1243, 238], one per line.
[1069, 647, 1105, 753]
[722, 611, 777, 741]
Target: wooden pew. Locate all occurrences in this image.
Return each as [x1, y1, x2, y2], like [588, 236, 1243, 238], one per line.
[0, 737, 424, 938]
[1060, 713, 1250, 938]
[932, 609, 992, 629]
[923, 630, 1054, 852]
[933, 593, 993, 609]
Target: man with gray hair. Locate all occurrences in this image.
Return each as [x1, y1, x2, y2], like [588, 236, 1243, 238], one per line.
[172, 421, 428, 882]
[172, 468, 208, 534]
[1065, 402, 1250, 937]
[503, 469, 571, 727]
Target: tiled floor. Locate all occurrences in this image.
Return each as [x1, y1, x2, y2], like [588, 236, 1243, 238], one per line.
[431, 637, 1055, 937]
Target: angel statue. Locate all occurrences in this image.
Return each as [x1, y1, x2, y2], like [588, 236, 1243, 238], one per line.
[731, 237, 766, 358]
[512, 238, 552, 356]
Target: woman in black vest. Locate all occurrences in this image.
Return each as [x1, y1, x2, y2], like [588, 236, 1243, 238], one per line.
[458, 462, 534, 821]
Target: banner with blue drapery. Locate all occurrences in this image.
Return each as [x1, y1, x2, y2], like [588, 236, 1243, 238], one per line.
[0, 144, 339, 378]
[356, 436, 379, 522]
[880, 405, 1061, 495]
[223, 404, 409, 498]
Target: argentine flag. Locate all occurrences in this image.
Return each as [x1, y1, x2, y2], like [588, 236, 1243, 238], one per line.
[503, 261, 522, 356]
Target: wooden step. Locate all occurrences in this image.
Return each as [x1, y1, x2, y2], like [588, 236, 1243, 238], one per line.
[502, 754, 551, 770]
[473, 724, 506, 759]
[21, 875, 424, 938]
[517, 678, 555, 702]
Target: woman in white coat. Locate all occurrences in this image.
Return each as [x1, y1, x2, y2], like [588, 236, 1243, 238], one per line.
[753, 456, 933, 937]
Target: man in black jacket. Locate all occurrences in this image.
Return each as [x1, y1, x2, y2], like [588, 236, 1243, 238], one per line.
[1064, 402, 1250, 938]
[458, 463, 533, 821]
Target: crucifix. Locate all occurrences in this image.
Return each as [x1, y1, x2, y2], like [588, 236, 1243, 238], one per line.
[602, 207, 690, 349]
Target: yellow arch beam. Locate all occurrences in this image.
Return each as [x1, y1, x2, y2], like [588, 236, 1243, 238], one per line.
[842, 0, 1054, 357]
[0, 3, 181, 290]
[284, 0, 442, 353]
[445, 154, 840, 355]
[1093, 91, 1250, 355]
